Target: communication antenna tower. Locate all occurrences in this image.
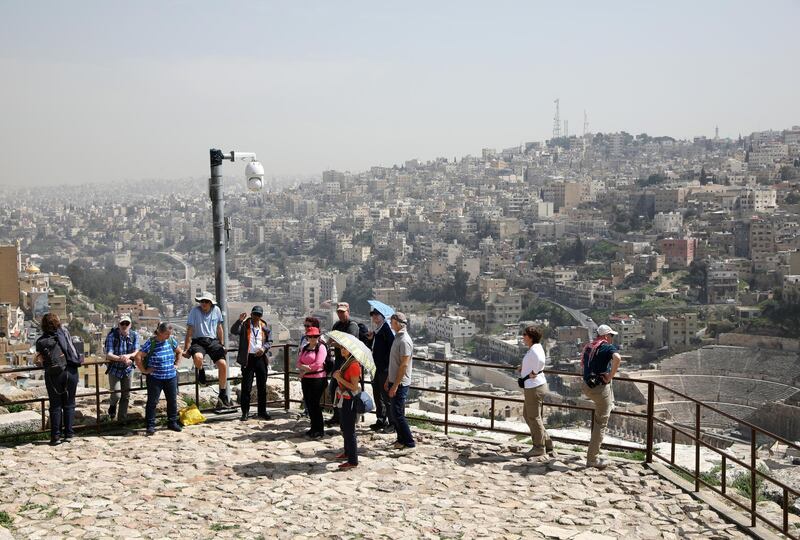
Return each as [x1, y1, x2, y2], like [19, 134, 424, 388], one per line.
[552, 99, 561, 139]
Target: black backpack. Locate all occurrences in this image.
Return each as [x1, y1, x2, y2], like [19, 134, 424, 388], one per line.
[357, 322, 371, 346]
[37, 334, 68, 383]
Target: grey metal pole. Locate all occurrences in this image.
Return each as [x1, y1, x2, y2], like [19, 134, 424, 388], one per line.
[209, 149, 227, 326]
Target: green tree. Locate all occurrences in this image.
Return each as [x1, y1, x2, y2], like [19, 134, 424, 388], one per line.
[453, 269, 469, 304]
[762, 289, 800, 337]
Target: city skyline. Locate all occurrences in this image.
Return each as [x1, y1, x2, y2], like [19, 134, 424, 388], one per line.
[1, 0, 799, 186]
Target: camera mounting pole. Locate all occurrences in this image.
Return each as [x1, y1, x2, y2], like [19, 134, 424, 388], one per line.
[207, 148, 264, 330]
[209, 149, 228, 326]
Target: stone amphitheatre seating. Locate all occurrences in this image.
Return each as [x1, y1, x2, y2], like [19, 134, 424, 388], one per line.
[654, 401, 757, 429]
[648, 374, 798, 407]
[660, 346, 800, 385]
[636, 346, 800, 435]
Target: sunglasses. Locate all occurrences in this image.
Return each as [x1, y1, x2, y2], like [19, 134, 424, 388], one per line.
[303, 324, 312, 328]
[119, 321, 131, 327]
[200, 300, 212, 305]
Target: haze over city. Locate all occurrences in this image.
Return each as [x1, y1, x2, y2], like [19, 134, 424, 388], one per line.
[3, 2, 800, 539]
[1, 0, 799, 187]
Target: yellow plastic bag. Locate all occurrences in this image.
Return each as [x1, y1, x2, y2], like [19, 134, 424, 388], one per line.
[179, 404, 206, 426]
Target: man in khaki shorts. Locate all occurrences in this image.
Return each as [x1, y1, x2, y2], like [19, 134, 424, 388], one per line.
[581, 324, 622, 469]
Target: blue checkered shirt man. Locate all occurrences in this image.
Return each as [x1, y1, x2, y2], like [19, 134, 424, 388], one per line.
[105, 328, 140, 378]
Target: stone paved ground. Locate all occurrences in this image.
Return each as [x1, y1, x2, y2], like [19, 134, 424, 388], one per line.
[0, 412, 753, 540]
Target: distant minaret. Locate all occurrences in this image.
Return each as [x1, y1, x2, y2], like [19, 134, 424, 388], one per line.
[330, 279, 339, 325]
[715, 126, 719, 140]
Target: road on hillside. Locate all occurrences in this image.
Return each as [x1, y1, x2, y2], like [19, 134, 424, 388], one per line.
[158, 251, 195, 281]
[542, 298, 598, 335]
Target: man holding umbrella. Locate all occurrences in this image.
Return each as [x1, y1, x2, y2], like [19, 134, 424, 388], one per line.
[365, 300, 395, 432]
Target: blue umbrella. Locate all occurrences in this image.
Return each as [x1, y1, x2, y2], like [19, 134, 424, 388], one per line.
[367, 299, 395, 319]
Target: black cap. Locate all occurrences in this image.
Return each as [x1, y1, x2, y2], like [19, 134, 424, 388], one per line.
[251, 306, 264, 316]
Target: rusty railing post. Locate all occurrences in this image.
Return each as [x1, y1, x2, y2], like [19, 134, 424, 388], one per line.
[283, 344, 290, 411]
[721, 454, 727, 494]
[490, 397, 495, 430]
[444, 360, 450, 436]
[646, 382, 654, 463]
[94, 362, 101, 425]
[751, 427, 757, 527]
[694, 403, 701, 492]
[671, 427, 676, 464]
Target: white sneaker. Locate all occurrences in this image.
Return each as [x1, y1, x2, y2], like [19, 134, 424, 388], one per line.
[586, 459, 608, 470]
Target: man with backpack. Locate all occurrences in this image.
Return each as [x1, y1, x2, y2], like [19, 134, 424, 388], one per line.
[581, 324, 622, 469]
[136, 322, 183, 436]
[325, 302, 360, 426]
[230, 306, 272, 421]
[104, 314, 140, 421]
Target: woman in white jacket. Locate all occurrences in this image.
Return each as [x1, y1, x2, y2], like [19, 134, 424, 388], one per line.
[519, 326, 554, 458]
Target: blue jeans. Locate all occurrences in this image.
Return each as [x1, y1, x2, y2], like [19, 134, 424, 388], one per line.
[339, 398, 358, 465]
[145, 375, 179, 430]
[389, 383, 415, 447]
[45, 365, 79, 440]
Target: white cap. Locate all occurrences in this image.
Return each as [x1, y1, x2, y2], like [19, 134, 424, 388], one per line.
[194, 291, 217, 304]
[596, 324, 618, 336]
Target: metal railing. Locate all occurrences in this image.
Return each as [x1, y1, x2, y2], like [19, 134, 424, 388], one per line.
[1, 344, 798, 538]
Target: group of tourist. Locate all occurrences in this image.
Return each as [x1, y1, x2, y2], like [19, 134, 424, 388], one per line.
[294, 302, 416, 469]
[35, 292, 620, 469]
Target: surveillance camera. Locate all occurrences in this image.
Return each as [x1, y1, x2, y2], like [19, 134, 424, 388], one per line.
[245, 160, 265, 192]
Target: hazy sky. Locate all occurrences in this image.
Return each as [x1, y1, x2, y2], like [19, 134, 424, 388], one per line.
[1, 1, 798, 186]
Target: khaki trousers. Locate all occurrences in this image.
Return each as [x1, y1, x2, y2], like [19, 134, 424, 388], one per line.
[582, 382, 614, 463]
[523, 384, 552, 450]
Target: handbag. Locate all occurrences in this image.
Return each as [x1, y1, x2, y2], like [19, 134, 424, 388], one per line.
[352, 391, 374, 414]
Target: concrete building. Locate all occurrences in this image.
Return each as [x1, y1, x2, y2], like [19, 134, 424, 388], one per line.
[474, 334, 526, 365]
[319, 274, 347, 305]
[738, 188, 777, 214]
[0, 243, 21, 307]
[290, 278, 320, 313]
[654, 189, 686, 213]
[657, 237, 698, 268]
[0, 303, 25, 339]
[644, 313, 699, 349]
[485, 291, 523, 327]
[612, 317, 643, 350]
[425, 315, 477, 348]
[706, 260, 739, 304]
[653, 212, 683, 234]
[542, 181, 582, 212]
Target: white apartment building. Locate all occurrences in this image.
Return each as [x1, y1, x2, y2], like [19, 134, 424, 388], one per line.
[749, 143, 789, 167]
[738, 188, 777, 214]
[425, 315, 477, 347]
[653, 212, 683, 234]
[290, 278, 320, 313]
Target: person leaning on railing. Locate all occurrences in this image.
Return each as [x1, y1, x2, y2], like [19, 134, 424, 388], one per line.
[136, 322, 183, 436]
[104, 314, 139, 422]
[581, 324, 622, 470]
[35, 313, 84, 446]
[519, 325, 555, 459]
